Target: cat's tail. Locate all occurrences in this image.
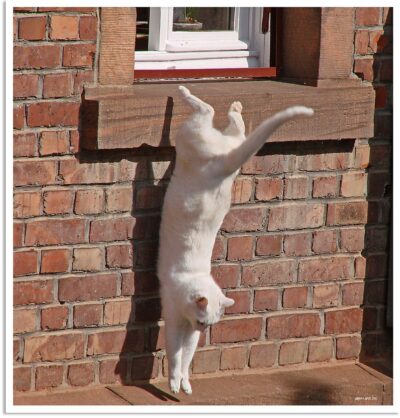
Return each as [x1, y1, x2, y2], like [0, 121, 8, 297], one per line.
[218, 106, 314, 176]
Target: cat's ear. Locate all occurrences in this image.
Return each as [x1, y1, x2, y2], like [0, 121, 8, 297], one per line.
[221, 295, 235, 308]
[195, 296, 208, 310]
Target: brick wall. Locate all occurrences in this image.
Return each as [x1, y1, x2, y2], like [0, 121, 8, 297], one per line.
[13, 7, 392, 392]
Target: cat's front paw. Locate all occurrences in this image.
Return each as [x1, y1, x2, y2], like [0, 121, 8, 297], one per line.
[169, 378, 181, 394]
[181, 378, 192, 395]
[229, 101, 243, 114]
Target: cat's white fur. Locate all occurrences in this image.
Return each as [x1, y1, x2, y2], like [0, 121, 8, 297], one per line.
[157, 86, 314, 394]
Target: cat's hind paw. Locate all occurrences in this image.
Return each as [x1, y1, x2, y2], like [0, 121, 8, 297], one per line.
[169, 378, 181, 394]
[181, 379, 192, 395]
[178, 85, 191, 97]
[229, 101, 243, 114]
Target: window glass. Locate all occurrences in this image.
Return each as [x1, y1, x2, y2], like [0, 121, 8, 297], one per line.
[172, 8, 235, 32]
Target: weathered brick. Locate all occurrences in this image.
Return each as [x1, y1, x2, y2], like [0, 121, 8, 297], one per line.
[227, 235, 253, 261]
[192, 349, 220, 374]
[336, 335, 361, 359]
[222, 207, 265, 232]
[41, 249, 70, 273]
[43, 190, 74, 214]
[35, 365, 63, 390]
[242, 154, 292, 174]
[14, 223, 24, 248]
[131, 355, 160, 382]
[38, 7, 96, 12]
[283, 287, 308, 309]
[284, 176, 308, 199]
[67, 362, 95, 386]
[297, 153, 350, 171]
[90, 217, 134, 243]
[75, 189, 104, 214]
[41, 306, 69, 330]
[327, 202, 368, 226]
[135, 241, 158, 268]
[13, 191, 41, 218]
[365, 227, 388, 252]
[106, 186, 133, 212]
[354, 58, 374, 82]
[104, 300, 132, 325]
[368, 171, 391, 198]
[284, 232, 311, 256]
[24, 333, 84, 362]
[354, 145, 370, 169]
[266, 313, 320, 339]
[14, 366, 31, 391]
[211, 264, 240, 289]
[325, 308, 363, 334]
[354, 30, 369, 54]
[99, 358, 128, 384]
[13, 132, 37, 157]
[27, 101, 79, 127]
[255, 177, 283, 201]
[135, 185, 166, 210]
[58, 273, 118, 302]
[14, 250, 38, 277]
[25, 219, 87, 246]
[312, 230, 337, 254]
[14, 160, 57, 186]
[211, 236, 225, 261]
[106, 244, 133, 268]
[224, 290, 251, 314]
[39, 130, 70, 155]
[73, 70, 95, 95]
[364, 279, 387, 304]
[121, 271, 159, 296]
[249, 343, 277, 368]
[299, 256, 353, 283]
[63, 43, 96, 68]
[69, 130, 80, 153]
[279, 341, 306, 365]
[268, 204, 325, 231]
[340, 228, 365, 252]
[13, 74, 39, 98]
[308, 338, 333, 362]
[220, 346, 247, 370]
[253, 289, 279, 311]
[255, 234, 282, 256]
[50, 15, 79, 40]
[313, 284, 339, 308]
[14, 338, 22, 362]
[79, 16, 97, 40]
[43, 73, 73, 98]
[14, 308, 37, 333]
[59, 159, 117, 184]
[355, 7, 381, 26]
[14, 280, 53, 306]
[87, 328, 145, 355]
[13, 105, 24, 129]
[73, 247, 103, 272]
[341, 173, 366, 197]
[211, 317, 262, 343]
[73, 303, 102, 327]
[18, 16, 46, 40]
[231, 178, 252, 204]
[134, 297, 161, 322]
[242, 260, 296, 286]
[14, 45, 61, 70]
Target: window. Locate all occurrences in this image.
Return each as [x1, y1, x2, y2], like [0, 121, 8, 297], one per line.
[135, 7, 274, 77]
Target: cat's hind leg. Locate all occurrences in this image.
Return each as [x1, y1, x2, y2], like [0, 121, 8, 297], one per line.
[178, 86, 214, 116]
[223, 101, 245, 136]
[164, 319, 184, 393]
[180, 323, 201, 395]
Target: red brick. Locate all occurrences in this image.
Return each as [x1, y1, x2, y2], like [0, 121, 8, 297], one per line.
[43, 190, 74, 214]
[41, 306, 69, 330]
[211, 317, 262, 343]
[308, 338, 333, 362]
[25, 333, 84, 362]
[67, 362, 95, 386]
[220, 346, 247, 370]
[73, 70, 95, 95]
[106, 186, 133, 212]
[242, 154, 292, 174]
[13, 132, 37, 157]
[43, 73, 73, 98]
[284, 176, 308, 199]
[211, 264, 240, 288]
[283, 287, 308, 309]
[374, 113, 392, 138]
[327, 202, 368, 226]
[365, 227, 388, 252]
[73, 303, 102, 327]
[14, 223, 24, 248]
[14, 338, 22, 361]
[41, 249, 70, 274]
[364, 279, 387, 304]
[73, 247, 103, 272]
[27, 101, 80, 127]
[368, 172, 391, 198]
[58, 273, 118, 302]
[222, 207, 265, 232]
[14, 160, 57, 186]
[14, 250, 38, 277]
[14, 280, 53, 306]
[255, 177, 283, 201]
[325, 308, 363, 334]
[14, 308, 37, 333]
[249, 343, 277, 368]
[106, 244, 133, 268]
[13, 16, 17, 39]
[354, 58, 374, 82]
[69, 130, 80, 153]
[313, 284, 339, 308]
[75, 189, 104, 214]
[14, 367, 31, 391]
[13, 105, 24, 129]
[354, 30, 369, 54]
[79, 16, 98, 40]
[231, 178, 252, 204]
[18, 16, 46, 40]
[134, 297, 161, 322]
[383, 7, 392, 24]
[104, 300, 132, 325]
[268, 203, 324, 231]
[149, 325, 166, 351]
[39, 130, 70, 155]
[355, 256, 366, 279]
[38, 7, 96, 12]
[14, 7, 37, 11]
[224, 290, 250, 314]
[336, 335, 361, 359]
[135, 241, 158, 268]
[35, 365, 63, 390]
[254, 289, 279, 311]
[369, 29, 391, 54]
[13, 74, 39, 98]
[90, 217, 135, 243]
[59, 159, 117, 184]
[340, 173, 366, 197]
[13, 191, 41, 218]
[63, 43, 96, 68]
[342, 282, 365, 306]
[266, 313, 320, 339]
[355, 7, 381, 26]
[299, 256, 353, 283]
[99, 358, 127, 384]
[135, 185, 165, 210]
[284, 232, 311, 256]
[279, 341, 306, 365]
[211, 236, 225, 261]
[297, 153, 350, 171]
[242, 260, 296, 286]
[14, 45, 61, 69]
[354, 145, 370, 169]
[227, 235, 253, 261]
[312, 230, 337, 254]
[192, 348, 220, 374]
[255, 234, 281, 256]
[369, 144, 391, 170]
[25, 219, 87, 246]
[87, 328, 145, 355]
[362, 307, 378, 331]
[50, 15, 79, 40]
[340, 228, 365, 252]
[121, 271, 159, 296]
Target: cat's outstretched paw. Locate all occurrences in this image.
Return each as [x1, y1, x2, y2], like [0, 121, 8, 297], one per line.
[169, 378, 181, 394]
[181, 379, 192, 395]
[229, 101, 243, 114]
[178, 85, 191, 97]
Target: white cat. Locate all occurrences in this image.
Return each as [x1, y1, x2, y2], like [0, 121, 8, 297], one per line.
[157, 85, 313, 394]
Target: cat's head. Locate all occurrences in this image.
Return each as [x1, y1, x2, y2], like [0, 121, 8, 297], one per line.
[184, 283, 235, 332]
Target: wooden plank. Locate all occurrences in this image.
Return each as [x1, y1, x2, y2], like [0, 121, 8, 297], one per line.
[98, 8, 136, 85]
[81, 80, 375, 150]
